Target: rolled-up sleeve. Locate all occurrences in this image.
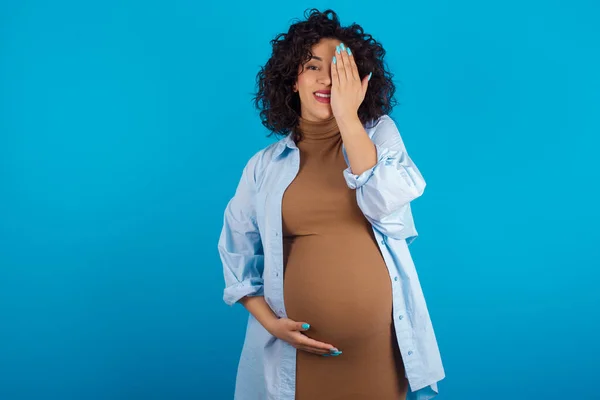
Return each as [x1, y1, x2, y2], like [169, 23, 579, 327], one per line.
[342, 116, 426, 241]
[218, 152, 265, 306]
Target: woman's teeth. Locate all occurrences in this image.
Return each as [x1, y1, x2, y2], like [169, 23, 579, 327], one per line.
[315, 93, 331, 98]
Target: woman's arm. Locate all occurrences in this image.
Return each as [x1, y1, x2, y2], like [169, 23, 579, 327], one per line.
[239, 295, 279, 331]
[218, 152, 265, 306]
[342, 115, 426, 240]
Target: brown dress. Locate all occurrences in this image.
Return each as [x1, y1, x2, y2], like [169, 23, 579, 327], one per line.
[282, 115, 409, 399]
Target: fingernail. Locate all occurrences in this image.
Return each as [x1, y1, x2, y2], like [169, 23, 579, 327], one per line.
[336, 45, 340, 54]
[322, 354, 331, 357]
[346, 47, 352, 56]
[333, 56, 336, 64]
[302, 323, 310, 330]
[340, 43, 346, 51]
[330, 348, 339, 353]
[331, 351, 342, 356]
[368, 72, 372, 81]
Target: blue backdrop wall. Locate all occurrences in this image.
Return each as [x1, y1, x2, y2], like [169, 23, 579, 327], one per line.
[1, 1, 599, 399]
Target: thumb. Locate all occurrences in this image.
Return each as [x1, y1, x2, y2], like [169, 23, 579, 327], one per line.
[362, 72, 372, 94]
[292, 321, 311, 331]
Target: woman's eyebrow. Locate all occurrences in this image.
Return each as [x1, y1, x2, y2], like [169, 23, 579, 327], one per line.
[310, 56, 323, 61]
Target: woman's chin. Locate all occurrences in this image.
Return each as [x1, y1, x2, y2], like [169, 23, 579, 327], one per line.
[301, 106, 333, 121]
[317, 108, 333, 118]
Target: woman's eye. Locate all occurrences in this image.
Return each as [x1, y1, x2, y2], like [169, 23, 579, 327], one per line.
[307, 65, 318, 70]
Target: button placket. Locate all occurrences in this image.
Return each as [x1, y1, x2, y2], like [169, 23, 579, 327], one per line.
[271, 153, 298, 324]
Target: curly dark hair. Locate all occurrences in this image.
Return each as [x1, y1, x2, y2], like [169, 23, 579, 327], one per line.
[253, 8, 398, 141]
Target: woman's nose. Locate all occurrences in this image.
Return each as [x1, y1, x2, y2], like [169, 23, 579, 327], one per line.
[318, 72, 332, 85]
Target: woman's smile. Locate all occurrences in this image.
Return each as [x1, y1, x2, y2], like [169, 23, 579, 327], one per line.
[314, 90, 331, 104]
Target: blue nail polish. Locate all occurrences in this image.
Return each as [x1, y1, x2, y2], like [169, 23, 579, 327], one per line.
[330, 348, 339, 352]
[347, 47, 352, 56]
[302, 323, 310, 330]
[333, 56, 336, 64]
[368, 72, 372, 81]
[335, 45, 340, 54]
[340, 43, 346, 51]
[331, 351, 342, 356]
[322, 354, 330, 357]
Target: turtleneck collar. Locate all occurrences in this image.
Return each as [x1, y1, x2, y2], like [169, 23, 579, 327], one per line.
[295, 114, 340, 142]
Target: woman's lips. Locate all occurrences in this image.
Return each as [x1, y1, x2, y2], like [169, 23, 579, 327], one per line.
[314, 93, 331, 103]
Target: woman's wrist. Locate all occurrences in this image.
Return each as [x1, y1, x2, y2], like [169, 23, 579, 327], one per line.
[240, 295, 280, 334]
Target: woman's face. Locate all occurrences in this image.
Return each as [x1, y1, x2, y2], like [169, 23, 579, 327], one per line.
[293, 37, 342, 122]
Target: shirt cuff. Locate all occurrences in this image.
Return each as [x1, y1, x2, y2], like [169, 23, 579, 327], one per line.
[223, 278, 264, 306]
[343, 144, 394, 189]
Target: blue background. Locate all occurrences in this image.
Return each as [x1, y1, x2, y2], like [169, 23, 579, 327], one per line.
[1, 1, 599, 399]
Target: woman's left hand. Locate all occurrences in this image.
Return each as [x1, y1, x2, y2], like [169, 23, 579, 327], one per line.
[330, 42, 371, 121]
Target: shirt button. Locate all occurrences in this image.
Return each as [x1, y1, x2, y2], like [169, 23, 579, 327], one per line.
[398, 315, 404, 320]
[394, 276, 398, 281]
[380, 240, 385, 245]
[408, 351, 413, 356]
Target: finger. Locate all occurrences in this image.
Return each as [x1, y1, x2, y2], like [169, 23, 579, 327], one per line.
[346, 46, 359, 81]
[335, 44, 346, 84]
[361, 72, 371, 95]
[338, 43, 352, 82]
[296, 345, 331, 356]
[297, 334, 336, 351]
[297, 345, 341, 356]
[290, 320, 310, 332]
[331, 54, 339, 87]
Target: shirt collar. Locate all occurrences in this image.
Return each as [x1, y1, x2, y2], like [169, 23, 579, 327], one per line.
[271, 133, 297, 161]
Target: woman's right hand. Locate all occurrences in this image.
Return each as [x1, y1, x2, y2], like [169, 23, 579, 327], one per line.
[266, 318, 341, 356]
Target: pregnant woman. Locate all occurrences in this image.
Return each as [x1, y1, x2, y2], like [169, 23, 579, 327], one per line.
[218, 8, 445, 400]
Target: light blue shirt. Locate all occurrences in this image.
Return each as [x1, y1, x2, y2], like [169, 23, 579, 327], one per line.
[218, 114, 445, 400]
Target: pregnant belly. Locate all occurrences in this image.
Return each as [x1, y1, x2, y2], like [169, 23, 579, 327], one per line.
[283, 234, 393, 347]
